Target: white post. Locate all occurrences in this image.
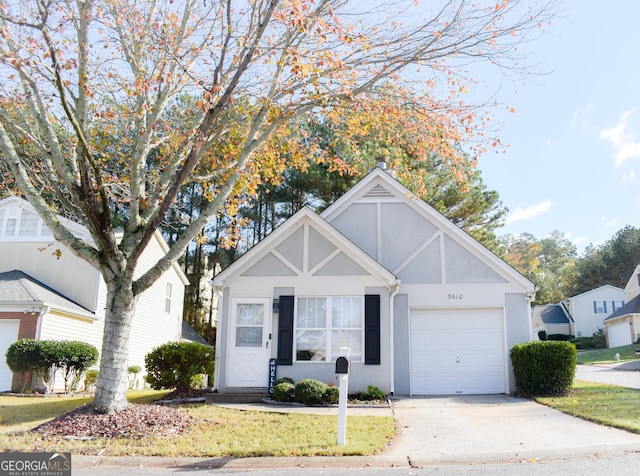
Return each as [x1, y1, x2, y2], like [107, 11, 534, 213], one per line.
[337, 373, 349, 446]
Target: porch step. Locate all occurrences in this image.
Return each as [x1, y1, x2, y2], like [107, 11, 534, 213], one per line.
[206, 392, 271, 404]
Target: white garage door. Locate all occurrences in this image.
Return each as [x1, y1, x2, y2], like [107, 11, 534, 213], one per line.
[0, 320, 20, 391]
[607, 322, 631, 348]
[410, 309, 506, 395]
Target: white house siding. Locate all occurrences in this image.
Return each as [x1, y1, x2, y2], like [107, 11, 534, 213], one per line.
[38, 311, 104, 392]
[126, 233, 186, 384]
[565, 286, 625, 338]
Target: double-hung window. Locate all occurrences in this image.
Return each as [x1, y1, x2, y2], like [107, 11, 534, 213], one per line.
[295, 296, 363, 362]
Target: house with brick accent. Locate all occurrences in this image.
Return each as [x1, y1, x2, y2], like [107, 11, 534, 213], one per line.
[0, 196, 189, 392]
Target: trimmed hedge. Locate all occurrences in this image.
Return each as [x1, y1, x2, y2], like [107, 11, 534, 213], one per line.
[294, 379, 329, 405]
[5, 339, 98, 393]
[145, 341, 214, 392]
[510, 341, 577, 396]
[273, 381, 296, 402]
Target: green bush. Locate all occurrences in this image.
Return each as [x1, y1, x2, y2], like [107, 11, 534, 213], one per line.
[5, 339, 98, 393]
[361, 385, 386, 401]
[273, 382, 296, 402]
[84, 369, 99, 391]
[274, 376, 294, 386]
[128, 365, 143, 389]
[294, 379, 328, 405]
[547, 334, 573, 341]
[510, 341, 577, 396]
[144, 341, 214, 392]
[324, 385, 339, 404]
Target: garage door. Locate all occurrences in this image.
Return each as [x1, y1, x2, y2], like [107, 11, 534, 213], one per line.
[410, 309, 506, 395]
[607, 322, 631, 348]
[0, 320, 20, 391]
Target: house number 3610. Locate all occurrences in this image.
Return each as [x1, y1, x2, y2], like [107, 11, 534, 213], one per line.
[447, 293, 463, 300]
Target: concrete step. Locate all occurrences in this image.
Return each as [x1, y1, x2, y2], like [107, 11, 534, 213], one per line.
[206, 391, 271, 404]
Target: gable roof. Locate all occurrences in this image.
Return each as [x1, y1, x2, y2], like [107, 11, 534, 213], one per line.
[213, 206, 399, 287]
[604, 294, 640, 322]
[181, 321, 211, 346]
[534, 304, 570, 325]
[320, 168, 535, 291]
[0, 269, 95, 318]
[565, 284, 624, 300]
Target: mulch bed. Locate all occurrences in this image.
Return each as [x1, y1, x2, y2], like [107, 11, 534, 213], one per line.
[33, 401, 195, 439]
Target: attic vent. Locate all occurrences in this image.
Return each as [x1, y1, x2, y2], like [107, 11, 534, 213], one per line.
[364, 184, 394, 198]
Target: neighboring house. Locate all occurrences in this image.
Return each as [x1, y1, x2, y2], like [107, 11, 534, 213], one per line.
[530, 285, 625, 340]
[560, 285, 625, 338]
[0, 196, 189, 392]
[213, 167, 535, 397]
[181, 321, 211, 346]
[531, 305, 572, 339]
[603, 264, 640, 348]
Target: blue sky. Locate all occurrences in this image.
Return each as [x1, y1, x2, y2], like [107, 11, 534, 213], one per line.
[474, 0, 640, 253]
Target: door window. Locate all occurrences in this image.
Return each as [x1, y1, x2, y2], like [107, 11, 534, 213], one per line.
[235, 303, 264, 347]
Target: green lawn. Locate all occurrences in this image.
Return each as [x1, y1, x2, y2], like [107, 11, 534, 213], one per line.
[577, 343, 640, 364]
[0, 391, 394, 457]
[537, 380, 640, 434]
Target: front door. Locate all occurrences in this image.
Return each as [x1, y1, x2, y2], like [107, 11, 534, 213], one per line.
[227, 298, 272, 388]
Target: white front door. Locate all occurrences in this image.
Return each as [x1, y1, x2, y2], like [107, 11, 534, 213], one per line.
[0, 320, 20, 391]
[227, 298, 272, 388]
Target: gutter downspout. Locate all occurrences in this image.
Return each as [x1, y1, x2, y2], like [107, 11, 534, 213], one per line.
[388, 281, 401, 395]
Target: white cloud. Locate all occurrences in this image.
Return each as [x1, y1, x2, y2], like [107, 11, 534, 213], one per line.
[505, 200, 552, 224]
[600, 108, 640, 166]
[623, 170, 636, 182]
[570, 105, 593, 129]
[599, 216, 620, 228]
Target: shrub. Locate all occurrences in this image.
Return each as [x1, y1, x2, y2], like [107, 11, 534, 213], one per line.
[5, 339, 98, 393]
[294, 379, 328, 405]
[324, 385, 339, 404]
[273, 382, 296, 402]
[128, 365, 143, 389]
[547, 334, 573, 341]
[84, 369, 99, 391]
[510, 341, 577, 396]
[361, 385, 386, 401]
[145, 341, 214, 392]
[274, 376, 294, 386]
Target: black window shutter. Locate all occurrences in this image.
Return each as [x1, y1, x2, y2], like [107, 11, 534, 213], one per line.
[364, 294, 381, 365]
[277, 296, 294, 365]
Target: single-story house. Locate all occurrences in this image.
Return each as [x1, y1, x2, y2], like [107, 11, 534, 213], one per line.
[213, 167, 535, 396]
[603, 264, 640, 348]
[0, 196, 189, 392]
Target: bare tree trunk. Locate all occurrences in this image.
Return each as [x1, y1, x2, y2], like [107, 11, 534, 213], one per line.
[92, 277, 136, 414]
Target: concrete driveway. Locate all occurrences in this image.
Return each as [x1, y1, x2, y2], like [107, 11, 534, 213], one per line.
[576, 361, 640, 389]
[380, 394, 640, 466]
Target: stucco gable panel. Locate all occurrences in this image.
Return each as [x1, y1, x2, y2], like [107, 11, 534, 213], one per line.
[313, 252, 371, 276]
[275, 226, 304, 271]
[445, 236, 507, 284]
[241, 252, 298, 276]
[381, 202, 439, 271]
[397, 239, 441, 284]
[308, 225, 338, 269]
[327, 203, 377, 259]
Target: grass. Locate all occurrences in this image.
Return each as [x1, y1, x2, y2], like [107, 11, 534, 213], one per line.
[536, 380, 640, 434]
[0, 391, 394, 457]
[577, 343, 640, 364]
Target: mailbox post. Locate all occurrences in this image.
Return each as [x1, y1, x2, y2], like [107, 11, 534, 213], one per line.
[335, 356, 350, 446]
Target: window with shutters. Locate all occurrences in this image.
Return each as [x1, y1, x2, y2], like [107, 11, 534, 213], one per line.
[294, 296, 363, 362]
[593, 300, 607, 314]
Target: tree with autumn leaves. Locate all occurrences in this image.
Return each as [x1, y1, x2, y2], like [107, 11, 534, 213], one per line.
[0, 0, 557, 413]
